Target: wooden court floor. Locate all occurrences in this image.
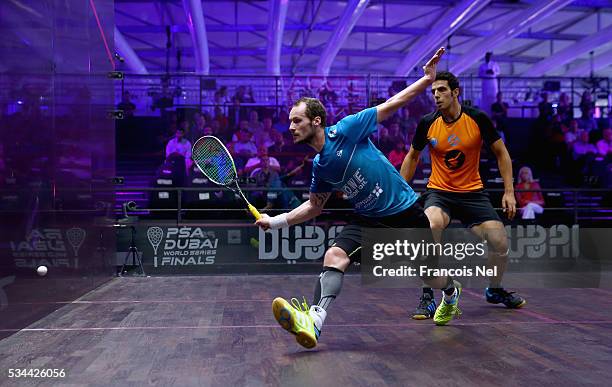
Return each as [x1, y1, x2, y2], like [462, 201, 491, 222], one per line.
[1, 275, 611, 386]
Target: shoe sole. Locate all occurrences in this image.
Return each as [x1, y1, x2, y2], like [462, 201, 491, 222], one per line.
[272, 298, 317, 349]
[412, 314, 432, 320]
[486, 299, 527, 309]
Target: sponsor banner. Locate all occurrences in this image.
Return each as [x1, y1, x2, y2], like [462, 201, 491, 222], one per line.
[258, 225, 344, 262]
[116, 224, 346, 274]
[116, 223, 612, 282]
[8, 228, 86, 270]
[0, 220, 114, 275]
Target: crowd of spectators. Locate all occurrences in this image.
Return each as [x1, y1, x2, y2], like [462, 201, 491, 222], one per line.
[153, 82, 610, 211]
[513, 90, 612, 187]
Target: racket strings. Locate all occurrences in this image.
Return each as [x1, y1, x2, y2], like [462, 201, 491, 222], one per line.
[192, 138, 237, 185]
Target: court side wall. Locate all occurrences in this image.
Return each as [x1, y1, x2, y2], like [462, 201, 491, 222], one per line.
[0, 0, 116, 340]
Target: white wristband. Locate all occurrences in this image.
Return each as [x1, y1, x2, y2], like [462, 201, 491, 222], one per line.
[268, 213, 289, 230]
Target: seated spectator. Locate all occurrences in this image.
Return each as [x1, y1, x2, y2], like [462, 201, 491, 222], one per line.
[253, 117, 279, 149]
[209, 120, 224, 139]
[572, 130, 597, 159]
[268, 130, 286, 154]
[562, 121, 577, 147]
[274, 110, 290, 133]
[387, 140, 407, 170]
[189, 111, 207, 143]
[248, 110, 263, 133]
[515, 166, 544, 220]
[374, 125, 391, 154]
[228, 129, 257, 170]
[244, 146, 281, 175]
[165, 127, 193, 173]
[233, 86, 247, 104]
[596, 128, 612, 157]
[579, 90, 595, 119]
[558, 92, 573, 122]
[538, 92, 554, 121]
[399, 106, 419, 134]
[491, 91, 509, 133]
[231, 120, 251, 141]
[578, 107, 598, 132]
[213, 107, 229, 133]
[249, 155, 282, 209]
[214, 86, 231, 107]
[377, 122, 403, 155]
[569, 129, 600, 183]
[178, 119, 192, 142]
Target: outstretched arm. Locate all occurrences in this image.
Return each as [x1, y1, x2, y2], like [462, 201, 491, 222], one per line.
[376, 47, 445, 123]
[255, 192, 331, 230]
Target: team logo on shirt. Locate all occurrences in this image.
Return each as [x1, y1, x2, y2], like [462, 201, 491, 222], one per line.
[337, 150, 343, 157]
[328, 128, 337, 138]
[447, 134, 461, 147]
[444, 150, 466, 170]
[430, 138, 438, 147]
[372, 183, 383, 198]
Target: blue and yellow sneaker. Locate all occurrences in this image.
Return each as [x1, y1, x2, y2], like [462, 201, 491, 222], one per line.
[272, 297, 320, 349]
[412, 292, 437, 320]
[433, 282, 462, 326]
[485, 288, 526, 308]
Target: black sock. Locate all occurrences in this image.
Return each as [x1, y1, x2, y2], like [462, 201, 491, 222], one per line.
[442, 277, 455, 296]
[313, 266, 344, 310]
[422, 287, 434, 297]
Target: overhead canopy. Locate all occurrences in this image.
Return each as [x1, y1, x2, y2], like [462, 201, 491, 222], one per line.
[110, 0, 612, 77]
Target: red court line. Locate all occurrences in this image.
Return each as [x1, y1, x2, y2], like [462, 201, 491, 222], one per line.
[3, 320, 612, 333]
[515, 308, 559, 323]
[89, 0, 115, 70]
[8, 299, 272, 305]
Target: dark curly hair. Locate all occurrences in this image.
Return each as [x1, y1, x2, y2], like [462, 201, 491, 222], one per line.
[435, 71, 460, 91]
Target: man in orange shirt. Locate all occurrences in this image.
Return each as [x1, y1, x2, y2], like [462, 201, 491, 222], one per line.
[401, 71, 525, 319]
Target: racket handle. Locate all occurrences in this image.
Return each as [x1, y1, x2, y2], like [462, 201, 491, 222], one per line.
[248, 204, 262, 220]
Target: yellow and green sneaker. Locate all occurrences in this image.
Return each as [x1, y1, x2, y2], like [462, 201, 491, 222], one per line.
[433, 282, 462, 326]
[272, 296, 319, 349]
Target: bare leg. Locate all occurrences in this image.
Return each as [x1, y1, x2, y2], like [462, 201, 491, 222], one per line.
[471, 220, 508, 287]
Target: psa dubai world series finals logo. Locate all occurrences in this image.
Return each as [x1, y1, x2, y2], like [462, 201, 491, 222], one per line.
[147, 227, 218, 267]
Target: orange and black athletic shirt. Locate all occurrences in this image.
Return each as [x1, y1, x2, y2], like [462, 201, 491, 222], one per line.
[411, 105, 500, 192]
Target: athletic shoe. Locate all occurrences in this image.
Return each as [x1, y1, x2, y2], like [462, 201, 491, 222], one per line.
[272, 296, 319, 349]
[433, 282, 462, 326]
[412, 292, 437, 320]
[485, 288, 526, 308]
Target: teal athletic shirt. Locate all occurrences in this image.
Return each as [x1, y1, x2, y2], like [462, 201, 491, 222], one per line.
[309, 107, 419, 217]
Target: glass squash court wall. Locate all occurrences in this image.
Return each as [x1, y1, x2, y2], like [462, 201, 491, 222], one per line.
[0, 0, 116, 339]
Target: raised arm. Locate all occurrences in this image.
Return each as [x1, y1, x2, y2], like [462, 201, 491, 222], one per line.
[376, 47, 445, 123]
